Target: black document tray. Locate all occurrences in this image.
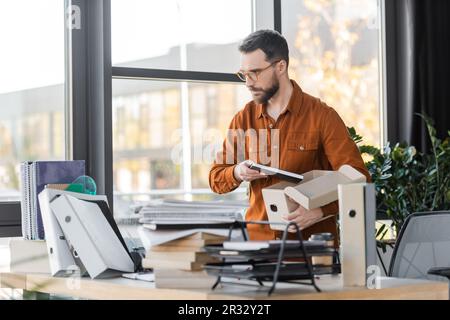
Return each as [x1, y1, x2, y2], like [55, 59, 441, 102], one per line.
[206, 220, 340, 295]
[204, 242, 335, 261]
[204, 261, 339, 281]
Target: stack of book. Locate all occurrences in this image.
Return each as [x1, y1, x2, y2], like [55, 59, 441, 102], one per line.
[142, 232, 226, 271]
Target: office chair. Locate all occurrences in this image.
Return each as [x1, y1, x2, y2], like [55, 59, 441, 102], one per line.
[389, 211, 450, 282]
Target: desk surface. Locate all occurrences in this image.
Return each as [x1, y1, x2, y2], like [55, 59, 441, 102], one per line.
[0, 272, 447, 300]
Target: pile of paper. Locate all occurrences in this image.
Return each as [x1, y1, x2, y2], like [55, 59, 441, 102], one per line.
[137, 199, 248, 228]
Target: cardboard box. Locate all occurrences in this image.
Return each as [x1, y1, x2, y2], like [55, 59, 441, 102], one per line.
[262, 165, 366, 231]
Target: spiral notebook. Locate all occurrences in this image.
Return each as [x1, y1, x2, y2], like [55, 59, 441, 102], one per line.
[19, 160, 85, 240]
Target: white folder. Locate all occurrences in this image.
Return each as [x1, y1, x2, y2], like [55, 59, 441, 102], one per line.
[39, 188, 109, 276]
[338, 183, 376, 287]
[49, 194, 135, 279]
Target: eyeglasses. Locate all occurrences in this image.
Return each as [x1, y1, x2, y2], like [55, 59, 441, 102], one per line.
[236, 60, 281, 82]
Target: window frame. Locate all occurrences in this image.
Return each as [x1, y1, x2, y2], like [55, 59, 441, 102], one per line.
[109, 0, 282, 204]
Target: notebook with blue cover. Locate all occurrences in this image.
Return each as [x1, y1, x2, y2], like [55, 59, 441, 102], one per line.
[33, 160, 85, 239]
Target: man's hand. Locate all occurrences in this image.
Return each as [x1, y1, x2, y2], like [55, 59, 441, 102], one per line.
[282, 206, 324, 232]
[233, 161, 268, 182]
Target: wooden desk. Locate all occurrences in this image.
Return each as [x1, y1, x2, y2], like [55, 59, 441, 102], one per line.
[0, 272, 447, 300]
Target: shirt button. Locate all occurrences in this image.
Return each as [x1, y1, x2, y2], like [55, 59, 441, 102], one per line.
[299, 145, 305, 151]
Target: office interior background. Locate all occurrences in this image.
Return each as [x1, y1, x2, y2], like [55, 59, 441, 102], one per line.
[1, 0, 450, 284]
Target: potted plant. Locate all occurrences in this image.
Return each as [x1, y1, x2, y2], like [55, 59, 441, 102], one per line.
[348, 115, 450, 274]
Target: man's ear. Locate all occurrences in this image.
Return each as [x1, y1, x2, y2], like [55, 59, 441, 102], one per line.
[278, 60, 288, 75]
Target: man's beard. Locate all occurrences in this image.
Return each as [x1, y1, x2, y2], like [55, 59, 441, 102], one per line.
[249, 77, 280, 104]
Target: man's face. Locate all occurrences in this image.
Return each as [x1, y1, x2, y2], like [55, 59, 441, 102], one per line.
[239, 49, 280, 104]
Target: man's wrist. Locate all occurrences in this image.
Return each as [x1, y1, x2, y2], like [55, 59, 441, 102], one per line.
[233, 165, 243, 183]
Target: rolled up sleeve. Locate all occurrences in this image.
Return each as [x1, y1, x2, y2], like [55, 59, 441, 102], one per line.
[209, 113, 244, 194]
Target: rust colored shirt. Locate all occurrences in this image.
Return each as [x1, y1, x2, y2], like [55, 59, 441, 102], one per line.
[209, 80, 370, 243]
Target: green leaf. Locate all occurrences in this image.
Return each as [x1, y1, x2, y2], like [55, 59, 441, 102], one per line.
[348, 126, 363, 144]
[360, 145, 380, 156]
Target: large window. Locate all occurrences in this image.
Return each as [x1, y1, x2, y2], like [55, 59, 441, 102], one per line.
[112, 80, 251, 208]
[111, 0, 254, 212]
[282, 0, 382, 147]
[0, 0, 66, 202]
[111, 0, 384, 214]
[0, 0, 384, 232]
[111, 0, 253, 73]
[113, 80, 182, 199]
[189, 83, 251, 189]
[0, 0, 66, 277]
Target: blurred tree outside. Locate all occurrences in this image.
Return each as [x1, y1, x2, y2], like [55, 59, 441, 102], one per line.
[288, 0, 381, 148]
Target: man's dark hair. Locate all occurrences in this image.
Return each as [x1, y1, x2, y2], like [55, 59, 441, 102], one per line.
[238, 29, 289, 66]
